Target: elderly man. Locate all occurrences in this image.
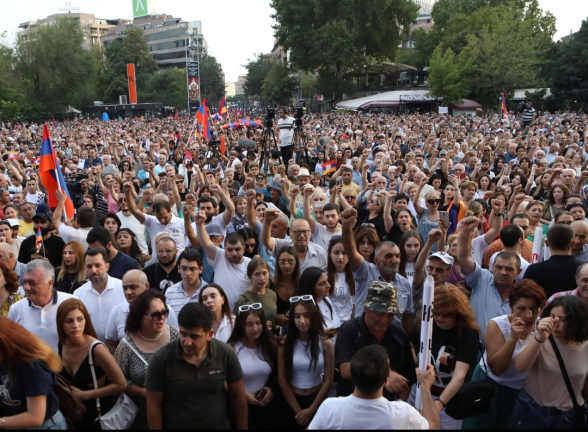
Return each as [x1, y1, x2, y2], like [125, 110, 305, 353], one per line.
[335, 281, 416, 402]
[571, 221, 588, 262]
[0, 242, 26, 286]
[7, 260, 75, 352]
[73, 248, 125, 342]
[262, 208, 327, 273]
[105, 269, 178, 353]
[340, 208, 413, 333]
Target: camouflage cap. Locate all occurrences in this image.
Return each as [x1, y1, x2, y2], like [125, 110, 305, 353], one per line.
[360, 281, 401, 314]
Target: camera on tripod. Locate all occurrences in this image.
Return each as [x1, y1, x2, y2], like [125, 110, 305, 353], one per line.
[294, 103, 305, 127]
[264, 107, 275, 129]
[66, 173, 88, 195]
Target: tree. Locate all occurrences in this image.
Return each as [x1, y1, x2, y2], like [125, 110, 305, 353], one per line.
[227, 94, 248, 103]
[428, 46, 476, 106]
[143, 68, 187, 109]
[15, 18, 95, 114]
[243, 53, 273, 99]
[199, 50, 225, 107]
[546, 19, 588, 105]
[271, 0, 418, 99]
[261, 62, 297, 105]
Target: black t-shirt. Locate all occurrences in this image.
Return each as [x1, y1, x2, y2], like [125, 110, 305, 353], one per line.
[0, 360, 59, 420]
[335, 315, 416, 400]
[106, 251, 139, 280]
[18, 234, 65, 269]
[143, 262, 182, 293]
[354, 208, 387, 240]
[54, 270, 87, 294]
[410, 323, 479, 392]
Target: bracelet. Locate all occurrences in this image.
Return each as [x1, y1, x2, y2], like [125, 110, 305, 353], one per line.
[534, 335, 546, 343]
[436, 399, 446, 408]
[493, 213, 503, 217]
[1, 417, 5, 429]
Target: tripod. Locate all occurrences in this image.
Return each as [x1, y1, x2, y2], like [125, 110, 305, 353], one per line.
[260, 122, 278, 173]
[292, 123, 311, 167]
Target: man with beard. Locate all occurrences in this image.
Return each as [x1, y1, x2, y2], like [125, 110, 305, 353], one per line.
[86, 226, 138, 279]
[195, 210, 250, 308]
[302, 185, 341, 250]
[18, 213, 64, 267]
[192, 183, 235, 237]
[116, 195, 148, 253]
[73, 248, 125, 342]
[143, 234, 182, 293]
[340, 208, 413, 334]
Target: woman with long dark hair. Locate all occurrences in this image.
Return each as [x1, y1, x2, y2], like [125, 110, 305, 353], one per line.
[398, 230, 423, 288]
[233, 258, 278, 327]
[272, 246, 301, 328]
[354, 225, 380, 263]
[326, 236, 356, 323]
[278, 298, 334, 428]
[227, 305, 278, 429]
[57, 299, 126, 430]
[198, 283, 235, 343]
[115, 228, 151, 270]
[542, 183, 568, 223]
[115, 290, 179, 430]
[0, 317, 66, 429]
[100, 212, 121, 246]
[238, 227, 258, 259]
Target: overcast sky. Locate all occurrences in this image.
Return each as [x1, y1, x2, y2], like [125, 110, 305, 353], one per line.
[0, 0, 585, 82]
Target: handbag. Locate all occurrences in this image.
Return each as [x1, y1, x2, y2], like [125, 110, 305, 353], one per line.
[88, 341, 138, 430]
[548, 335, 588, 430]
[54, 373, 87, 421]
[445, 340, 496, 420]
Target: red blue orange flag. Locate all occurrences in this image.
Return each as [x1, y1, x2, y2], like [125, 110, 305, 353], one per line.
[195, 99, 211, 139]
[184, 149, 193, 161]
[501, 93, 509, 126]
[321, 159, 337, 175]
[218, 97, 227, 116]
[35, 227, 43, 253]
[40, 124, 75, 218]
[174, 109, 179, 120]
[52, 117, 57, 128]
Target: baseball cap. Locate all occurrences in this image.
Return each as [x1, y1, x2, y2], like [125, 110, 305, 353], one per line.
[429, 251, 454, 267]
[205, 223, 223, 237]
[254, 188, 265, 195]
[32, 213, 52, 223]
[6, 219, 20, 228]
[439, 150, 448, 156]
[359, 281, 401, 314]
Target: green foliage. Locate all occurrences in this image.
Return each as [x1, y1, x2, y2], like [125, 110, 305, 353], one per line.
[227, 94, 248, 103]
[15, 18, 95, 114]
[546, 19, 588, 104]
[428, 46, 476, 105]
[395, 48, 427, 70]
[143, 68, 187, 109]
[301, 76, 319, 100]
[261, 62, 297, 105]
[199, 50, 225, 107]
[0, 100, 19, 121]
[271, 0, 418, 99]
[243, 53, 273, 98]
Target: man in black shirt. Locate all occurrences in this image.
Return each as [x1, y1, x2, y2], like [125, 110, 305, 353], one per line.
[18, 213, 64, 268]
[143, 235, 181, 293]
[86, 226, 138, 279]
[524, 224, 582, 297]
[335, 281, 416, 401]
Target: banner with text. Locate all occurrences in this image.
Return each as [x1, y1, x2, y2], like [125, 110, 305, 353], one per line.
[187, 61, 201, 116]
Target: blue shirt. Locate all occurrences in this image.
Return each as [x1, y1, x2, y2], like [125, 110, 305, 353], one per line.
[464, 262, 511, 342]
[107, 251, 139, 279]
[84, 157, 103, 168]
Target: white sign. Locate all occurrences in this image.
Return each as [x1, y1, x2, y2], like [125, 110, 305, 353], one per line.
[438, 107, 448, 114]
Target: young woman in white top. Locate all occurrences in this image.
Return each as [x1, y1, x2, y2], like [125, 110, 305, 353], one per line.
[509, 295, 588, 430]
[278, 297, 334, 429]
[397, 230, 422, 288]
[227, 304, 277, 430]
[198, 283, 235, 343]
[298, 267, 341, 340]
[462, 279, 546, 430]
[326, 237, 355, 323]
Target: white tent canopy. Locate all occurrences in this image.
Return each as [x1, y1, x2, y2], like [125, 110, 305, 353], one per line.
[66, 105, 82, 114]
[336, 89, 434, 110]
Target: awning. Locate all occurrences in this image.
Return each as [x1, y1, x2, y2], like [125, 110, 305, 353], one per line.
[346, 62, 417, 76]
[451, 99, 482, 110]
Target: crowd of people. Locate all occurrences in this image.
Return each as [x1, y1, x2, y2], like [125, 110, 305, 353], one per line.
[1, 105, 588, 430]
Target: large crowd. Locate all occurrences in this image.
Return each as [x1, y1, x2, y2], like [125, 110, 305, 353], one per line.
[1, 104, 588, 430]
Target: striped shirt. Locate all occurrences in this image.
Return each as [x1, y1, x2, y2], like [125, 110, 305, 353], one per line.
[165, 279, 208, 315]
[522, 108, 536, 123]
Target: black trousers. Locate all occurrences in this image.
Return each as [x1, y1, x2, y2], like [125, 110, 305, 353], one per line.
[280, 145, 294, 168]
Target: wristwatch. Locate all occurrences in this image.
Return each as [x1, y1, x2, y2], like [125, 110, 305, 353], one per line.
[1, 417, 6, 429]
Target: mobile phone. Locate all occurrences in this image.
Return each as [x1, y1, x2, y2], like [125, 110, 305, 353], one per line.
[566, 148, 574, 157]
[439, 211, 450, 226]
[459, 172, 466, 180]
[256, 388, 267, 401]
[337, 177, 343, 186]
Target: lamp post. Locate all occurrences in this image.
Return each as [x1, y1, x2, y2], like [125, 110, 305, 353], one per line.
[185, 31, 191, 114]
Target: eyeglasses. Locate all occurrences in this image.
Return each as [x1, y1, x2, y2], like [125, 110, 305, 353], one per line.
[344, 195, 356, 199]
[144, 309, 170, 321]
[289, 295, 316, 306]
[244, 243, 257, 249]
[238, 303, 262, 314]
[278, 259, 296, 266]
[292, 230, 310, 236]
[176, 180, 184, 184]
[369, 199, 380, 205]
[433, 311, 456, 318]
[556, 220, 573, 225]
[427, 199, 442, 205]
[361, 223, 375, 229]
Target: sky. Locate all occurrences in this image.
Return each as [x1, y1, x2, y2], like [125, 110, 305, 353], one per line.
[0, 0, 585, 83]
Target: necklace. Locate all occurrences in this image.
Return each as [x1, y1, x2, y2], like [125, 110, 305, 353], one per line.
[244, 346, 257, 360]
[138, 329, 163, 342]
[67, 272, 79, 294]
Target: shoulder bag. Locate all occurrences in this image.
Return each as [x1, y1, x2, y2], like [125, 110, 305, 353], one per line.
[445, 340, 496, 420]
[54, 373, 87, 421]
[88, 341, 138, 430]
[548, 335, 588, 430]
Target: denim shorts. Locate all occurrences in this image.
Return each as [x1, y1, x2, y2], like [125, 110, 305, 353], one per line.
[23, 410, 67, 430]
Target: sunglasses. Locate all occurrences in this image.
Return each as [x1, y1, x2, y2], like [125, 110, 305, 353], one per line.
[344, 195, 356, 199]
[238, 303, 262, 314]
[290, 295, 316, 305]
[144, 309, 170, 321]
[427, 199, 442, 205]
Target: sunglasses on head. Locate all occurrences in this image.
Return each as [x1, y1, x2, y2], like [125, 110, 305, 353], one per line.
[238, 303, 262, 314]
[289, 295, 316, 306]
[144, 309, 170, 321]
[427, 199, 442, 205]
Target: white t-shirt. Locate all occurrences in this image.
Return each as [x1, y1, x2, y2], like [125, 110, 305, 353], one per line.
[329, 272, 354, 322]
[58, 226, 92, 251]
[117, 212, 148, 253]
[404, 261, 416, 287]
[186, 214, 229, 248]
[278, 116, 295, 147]
[308, 395, 429, 430]
[311, 223, 341, 251]
[143, 214, 185, 253]
[489, 251, 529, 281]
[26, 191, 45, 205]
[471, 234, 491, 266]
[207, 248, 251, 309]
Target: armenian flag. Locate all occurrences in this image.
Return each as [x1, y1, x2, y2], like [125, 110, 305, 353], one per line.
[175, 132, 181, 145]
[322, 160, 337, 175]
[35, 227, 43, 253]
[501, 93, 509, 126]
[52, 117, 57, 128]
[195, 99, 211, 139]
[39, 124, 75, 218]
[174, 109, 179, 120]
[218, 97, 227, 116]
[184, 149, 194, 161]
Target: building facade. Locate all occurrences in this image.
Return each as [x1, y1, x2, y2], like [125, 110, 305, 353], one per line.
[225, 76, 246, 97]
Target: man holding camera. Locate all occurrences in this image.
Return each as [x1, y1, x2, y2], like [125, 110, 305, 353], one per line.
[277, 107, 295, 167]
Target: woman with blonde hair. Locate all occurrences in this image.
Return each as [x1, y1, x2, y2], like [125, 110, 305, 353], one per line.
[0, 316, 66, 429]
[410, 285, 481, 429]
[57, 299, 126, 430]
[54, 241, 87, 294]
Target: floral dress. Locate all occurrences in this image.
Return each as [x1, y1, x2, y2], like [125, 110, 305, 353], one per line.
[0, 293, 23, 317]
[115, 326, 179, 429]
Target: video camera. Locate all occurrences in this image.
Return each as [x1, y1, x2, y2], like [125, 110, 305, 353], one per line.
[264, 107, 275, 129]
[294, 103, 305, 128]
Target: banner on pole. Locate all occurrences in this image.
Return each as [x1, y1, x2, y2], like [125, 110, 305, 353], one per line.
[187, 61, 201, 116]
[127, 64, 137, 104]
